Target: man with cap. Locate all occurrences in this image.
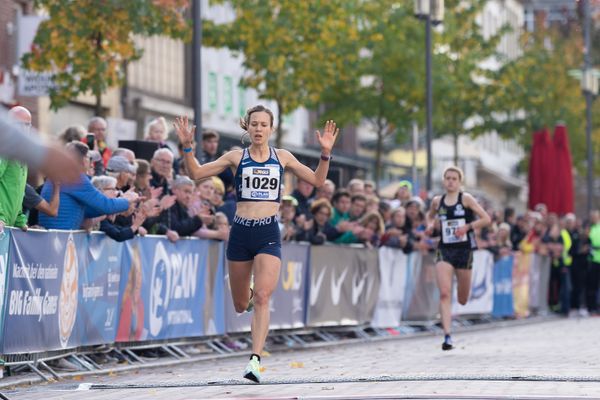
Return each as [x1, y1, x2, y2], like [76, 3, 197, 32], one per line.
[279, 195, 300, 241]
[389, 180, 413, 209]
[106, 155, 137, 192]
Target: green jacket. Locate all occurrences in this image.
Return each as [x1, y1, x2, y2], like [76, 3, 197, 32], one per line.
[0, 159, 28, 228]
[590, 223, 600, 264]
[330, 208, 349, 227]
[330, 208, 359, 244]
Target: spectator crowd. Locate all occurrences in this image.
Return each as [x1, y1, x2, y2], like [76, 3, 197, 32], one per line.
[2, 106, 599, 327]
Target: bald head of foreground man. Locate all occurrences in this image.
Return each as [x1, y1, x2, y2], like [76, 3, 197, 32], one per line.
[8, 106, 32, 126]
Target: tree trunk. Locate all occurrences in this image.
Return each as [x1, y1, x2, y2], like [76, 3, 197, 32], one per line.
[453, 131, 459, 166]
[120, 60, 129, 118]
[275, 100, 284, 148]
[95, 90, 102, 117]
[375, 131, 384, 190]
[94, 31, 103, 117]
[374, 120, 384, 190]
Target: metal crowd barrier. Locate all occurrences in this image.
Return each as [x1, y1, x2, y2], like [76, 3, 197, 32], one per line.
[0, 228, 550, 381]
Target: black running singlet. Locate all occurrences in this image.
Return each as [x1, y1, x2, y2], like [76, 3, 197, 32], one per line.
[437, 192, 477, 249]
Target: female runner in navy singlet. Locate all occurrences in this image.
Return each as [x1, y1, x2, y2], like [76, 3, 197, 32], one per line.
[425, 166, 490, 351]
[174, 105, 338, 382]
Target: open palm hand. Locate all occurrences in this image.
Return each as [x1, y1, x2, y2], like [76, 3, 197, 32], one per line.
[174, 116, 195, 148]
[315, 120, 339, 154]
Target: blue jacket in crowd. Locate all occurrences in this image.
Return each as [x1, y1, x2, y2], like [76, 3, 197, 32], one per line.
[39, 174, 129, 230]
[99, 218, 136, 242]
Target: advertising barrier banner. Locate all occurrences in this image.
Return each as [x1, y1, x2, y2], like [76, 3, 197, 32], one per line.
[453, 250, 494, 315]
[513, 251, 531, 318]
[371, 247, 408, 328]
[0, 228, 549, 355]
[306, 245, 380, 327]
[224, 242, 309, 333]
[2, 230, 86, 353]
[203, 241, 226, 336]
[492, 255, 514, 318]
[116, 237, 208, 342]
[0, 230, 10, 339]
[271, 242, 309, 330]
[403, 252, 439, 321]
[77, 233, 123, 346]
[223, 259, 251, 333]
[528, 253, 550, 314]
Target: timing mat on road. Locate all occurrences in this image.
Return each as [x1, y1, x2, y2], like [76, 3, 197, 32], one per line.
[77, 373, 600, 390]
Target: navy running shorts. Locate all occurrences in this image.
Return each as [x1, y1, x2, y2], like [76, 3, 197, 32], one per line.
[226, 214, 282, 261]
[436, 247, 474, 270]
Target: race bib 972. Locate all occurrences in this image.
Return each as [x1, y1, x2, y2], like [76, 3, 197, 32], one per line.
[441, 218, 467, 244]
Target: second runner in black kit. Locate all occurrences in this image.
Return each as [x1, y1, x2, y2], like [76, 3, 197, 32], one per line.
[426, 166, 490, 351]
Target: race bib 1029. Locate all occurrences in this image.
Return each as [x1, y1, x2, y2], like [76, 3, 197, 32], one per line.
[240, 166, 280, 201]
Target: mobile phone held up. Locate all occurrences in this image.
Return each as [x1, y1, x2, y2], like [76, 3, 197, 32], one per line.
[86, 133, 95, 150]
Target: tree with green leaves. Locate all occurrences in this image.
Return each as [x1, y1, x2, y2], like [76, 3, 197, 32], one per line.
[202, 0, 360, 148]
[488, 25, 589, 172]
[23, 0, 190, 115]
[320, 0, 506, 184]
[317, 1, 424, 185]
[433, 0, 508, 166]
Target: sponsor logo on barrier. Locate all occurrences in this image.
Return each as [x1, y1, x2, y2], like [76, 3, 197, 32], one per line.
[352, 271, 376, 306]
[351, 271, 368, 305]
[59, 234, 78, 349]
[309, 268, 326, 306]
[331, 268, 348, 306]
[470, 258, 489, 300]
[293, 296, 303, 313]
[282, 261, 303, 291]
[309, 266, 350, 306]
[149, 242, 200, 337]
[494, 279, 512, 295]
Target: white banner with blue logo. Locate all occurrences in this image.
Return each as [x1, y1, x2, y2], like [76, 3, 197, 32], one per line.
[371, 247, 408, 328]
[452, 250, 494, 315]
[77, 232, 124, 346]
[116, 237, 209, 342]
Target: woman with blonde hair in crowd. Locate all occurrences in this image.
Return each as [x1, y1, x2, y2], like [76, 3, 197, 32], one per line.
[296, 198, 340, 245]
[358, 211, 385, 248]
[144, 117, 171, 149]
[211, 176, 236, 224]
[425, 165, 491, 351]
[492, 223, 513, 261]
[365, 195, 380, 214]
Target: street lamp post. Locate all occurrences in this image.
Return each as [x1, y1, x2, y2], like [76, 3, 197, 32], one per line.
[192, 0, 203, 158]
[414, 0, 444, 195]
[583, 0, 596, 216]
